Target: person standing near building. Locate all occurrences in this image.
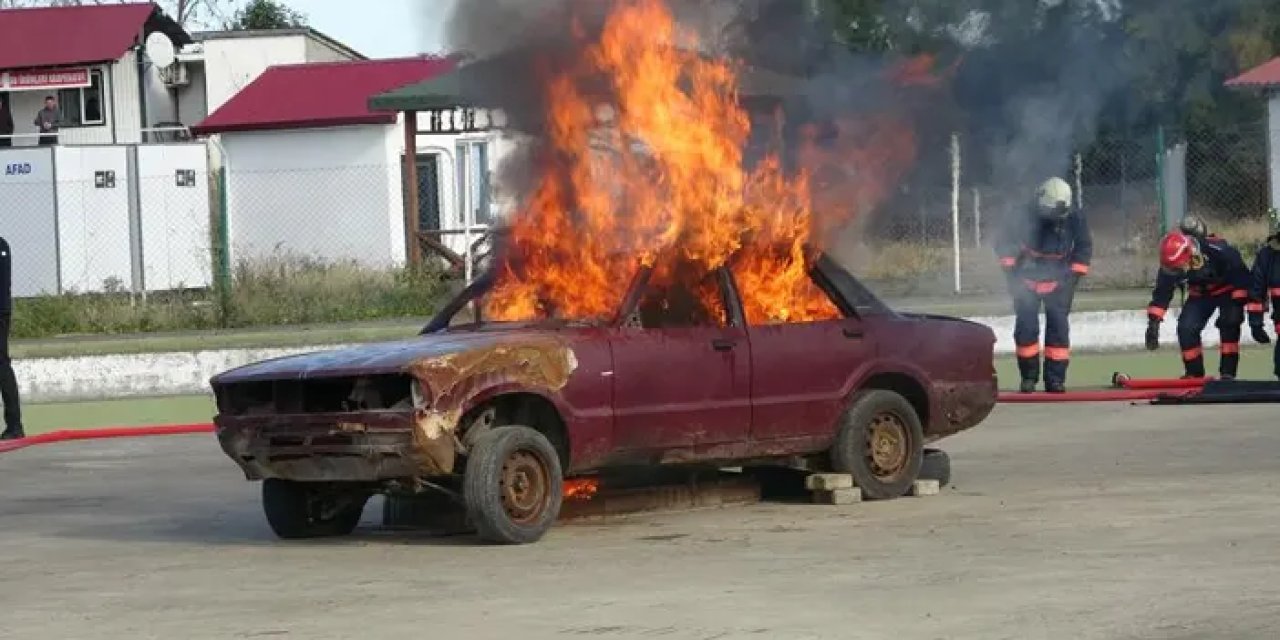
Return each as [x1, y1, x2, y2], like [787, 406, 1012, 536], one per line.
[33, 95, 59, 146]
[0, 95, 14, 148]
[0, 235, 22, 440]
[995, 177, 1093, 393]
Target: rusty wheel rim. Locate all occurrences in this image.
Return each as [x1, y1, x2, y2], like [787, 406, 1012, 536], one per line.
[499, 449, 550, 525]
[865, 412, 910, 480]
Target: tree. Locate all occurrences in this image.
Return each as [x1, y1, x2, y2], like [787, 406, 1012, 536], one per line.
[0, 0, 232, 28]
[223, 0, 305, 30]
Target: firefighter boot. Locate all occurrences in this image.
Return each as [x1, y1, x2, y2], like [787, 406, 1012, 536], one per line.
[1016, 350, 1039, 393]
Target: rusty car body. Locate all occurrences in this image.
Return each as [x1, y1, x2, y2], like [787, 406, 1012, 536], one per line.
[210, 253, 998, 544]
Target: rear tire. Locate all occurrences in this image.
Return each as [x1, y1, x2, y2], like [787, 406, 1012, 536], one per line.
[463, 425, 563, 545]
[830, 390, 925, 500]
[261, 479, 368, 539]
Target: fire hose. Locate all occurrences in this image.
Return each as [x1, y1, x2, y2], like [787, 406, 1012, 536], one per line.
[0, 424, 212, 454]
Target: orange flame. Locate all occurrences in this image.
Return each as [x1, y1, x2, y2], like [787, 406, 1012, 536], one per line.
[564, 477, 600, 501]
[483, 0, 918, 325]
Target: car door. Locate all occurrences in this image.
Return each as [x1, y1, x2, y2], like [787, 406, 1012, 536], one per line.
[729, 265, 877, 442]
[608, 267, 751, 452]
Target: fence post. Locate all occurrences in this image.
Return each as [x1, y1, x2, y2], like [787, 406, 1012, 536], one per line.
[972, 187, 981, 248]
[216, 167, 231, 327]
[950, 132, 961, 294]
[1156, 125, 1167, 235]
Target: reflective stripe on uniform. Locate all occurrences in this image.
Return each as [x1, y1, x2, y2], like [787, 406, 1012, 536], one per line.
[1148, 305, 1167, 320]
[1016, 343, 1040, 358]
[1270, 286, 1280, 297]
[1000, 257, 1017, 268]
[1044, 346, 1070, 361]
[1247, 302, 1265, 313]
[1070, 262, 1089, 275]
[1182, 346, 1203, 361]
[1233, 289, 1248, 300]
[1221, 342, 1241, 355]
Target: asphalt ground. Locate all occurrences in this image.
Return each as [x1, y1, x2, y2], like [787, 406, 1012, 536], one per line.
[2, 401, 1278, 639]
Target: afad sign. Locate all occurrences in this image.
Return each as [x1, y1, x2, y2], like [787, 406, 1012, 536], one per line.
[0, 67, 91, 92]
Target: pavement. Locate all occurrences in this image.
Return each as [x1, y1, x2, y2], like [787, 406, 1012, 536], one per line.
[2, 402, 1279, 639]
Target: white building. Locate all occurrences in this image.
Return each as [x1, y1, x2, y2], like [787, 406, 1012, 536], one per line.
[0, 3, 366, 147]
[191, 56, 512, 270]
[0, 2, 194, 146]
[1226, 58, 1280, 212]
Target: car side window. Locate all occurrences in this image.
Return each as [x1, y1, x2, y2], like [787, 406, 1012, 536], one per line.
[728, 262, 843, 326]
[632, 269, 729, 330]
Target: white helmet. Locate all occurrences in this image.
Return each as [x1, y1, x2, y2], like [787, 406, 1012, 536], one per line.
[1035, 177, 1072, 219]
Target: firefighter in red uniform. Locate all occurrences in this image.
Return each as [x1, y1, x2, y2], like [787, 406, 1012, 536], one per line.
[1246, 210, 1280, 379]
[996, 177, 1093, 393]
[1145, 217, 1251, 379]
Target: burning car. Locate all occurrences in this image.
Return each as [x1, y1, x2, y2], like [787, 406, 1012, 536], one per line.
[210, 252, 997, 544]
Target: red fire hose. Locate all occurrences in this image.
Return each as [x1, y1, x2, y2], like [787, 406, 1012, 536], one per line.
[1111, 372, 1214, 390]
[997, 388, 1198, 403]
[0, 423, 213, 455]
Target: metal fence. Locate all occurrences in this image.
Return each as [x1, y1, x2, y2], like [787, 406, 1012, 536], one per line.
[843, 120, 1277, 297]
[0, 118, 1272, 336]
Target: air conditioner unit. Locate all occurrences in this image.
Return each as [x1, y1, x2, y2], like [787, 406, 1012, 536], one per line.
[161, 62, 190, 87]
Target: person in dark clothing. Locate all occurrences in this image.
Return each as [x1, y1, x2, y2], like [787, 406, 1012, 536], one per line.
[0, 94, 14, 148]
[1245, 210, 1280, 379]
[1145, 220, 1251, 379]
[996, 176, 1093, 393]
[0, 236, 21, 440]
[33, 95, 59, 146]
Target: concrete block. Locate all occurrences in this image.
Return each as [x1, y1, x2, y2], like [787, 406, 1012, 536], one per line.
[805, 473, 854, 491]
[910, 479, 941, 497]
[812, 488, 863, 505]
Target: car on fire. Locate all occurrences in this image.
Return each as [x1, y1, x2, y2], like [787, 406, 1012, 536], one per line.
[209, 252, 998, 544]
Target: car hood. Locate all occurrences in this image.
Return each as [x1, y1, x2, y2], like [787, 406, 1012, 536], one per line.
[210, 330, 572, 384]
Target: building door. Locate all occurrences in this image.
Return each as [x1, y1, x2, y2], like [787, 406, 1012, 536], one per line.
[414, 153, 441, 233]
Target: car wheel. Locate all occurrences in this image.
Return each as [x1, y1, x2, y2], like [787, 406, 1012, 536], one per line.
[261, 479, 369, 539]
[830, 390, 925, 500]
[920, 448, 951, 488]
[463, 425, 563, 545]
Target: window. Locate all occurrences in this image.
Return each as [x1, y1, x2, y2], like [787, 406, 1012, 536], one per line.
[455, 139, 491, 226]
[57, 69, 105, 127]
[631, 266, 730, 330]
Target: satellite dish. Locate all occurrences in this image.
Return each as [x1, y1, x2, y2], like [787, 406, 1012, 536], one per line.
[145, 31, 176, 68]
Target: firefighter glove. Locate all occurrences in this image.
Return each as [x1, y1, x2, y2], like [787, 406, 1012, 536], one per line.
[1145, 318, 1160, 351]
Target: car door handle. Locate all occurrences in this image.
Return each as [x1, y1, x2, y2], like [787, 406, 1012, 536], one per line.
[842, 327, 864, 339]
[711, 338, 736, 351]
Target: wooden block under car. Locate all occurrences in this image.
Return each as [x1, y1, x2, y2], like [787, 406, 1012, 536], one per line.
[804, 473, 854, 491]
[910, 479, 940, 497]
[812, 487, 863, 505]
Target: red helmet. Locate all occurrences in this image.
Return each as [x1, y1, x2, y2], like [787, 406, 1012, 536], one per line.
[1159, 230, 1200, 272]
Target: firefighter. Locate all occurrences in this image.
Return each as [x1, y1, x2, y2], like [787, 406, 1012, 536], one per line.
[996, 176, 1093, 393]
[1246, 209, 1280, 380]
[1145, 219, 1251, 379]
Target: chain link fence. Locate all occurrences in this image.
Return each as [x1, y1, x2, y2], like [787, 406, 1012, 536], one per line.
[841, 119, 1277, 298]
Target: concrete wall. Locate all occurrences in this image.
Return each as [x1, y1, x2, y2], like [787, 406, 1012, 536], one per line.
[305, 35, 358, 63]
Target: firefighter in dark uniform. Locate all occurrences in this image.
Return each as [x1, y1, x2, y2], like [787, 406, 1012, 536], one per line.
[1246, 210, 1280, 379]
[1144, 217, 1251, 379]
[996, 177, 1093, 393]
[0, 234, 21, 440]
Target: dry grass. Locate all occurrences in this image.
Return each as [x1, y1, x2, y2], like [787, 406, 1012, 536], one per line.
[848, 212, 1275, 296]
[10, 254, 457, 340]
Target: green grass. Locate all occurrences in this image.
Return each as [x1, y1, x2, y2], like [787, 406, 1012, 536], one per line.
[21, 395, 215, 436]
[994, 344, 1277, 391]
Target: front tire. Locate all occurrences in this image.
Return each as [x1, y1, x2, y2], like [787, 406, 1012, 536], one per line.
[830, 390, 925, 500]
[463, 425, 563, 545]
[261, 479, 369, 539]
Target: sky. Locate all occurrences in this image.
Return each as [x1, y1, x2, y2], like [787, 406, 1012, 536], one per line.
[280, 0, 456, 58]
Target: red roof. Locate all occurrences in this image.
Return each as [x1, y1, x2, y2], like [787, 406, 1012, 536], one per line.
[191, 57, 456, 135]
[0, 3, 188, 72]
[1225, 57, 1280, 88]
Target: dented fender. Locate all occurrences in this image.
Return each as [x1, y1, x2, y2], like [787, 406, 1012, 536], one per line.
[403, 336, 579, 475]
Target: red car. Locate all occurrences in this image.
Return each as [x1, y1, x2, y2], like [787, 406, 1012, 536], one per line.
[210, 253, 998, 544]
